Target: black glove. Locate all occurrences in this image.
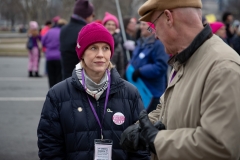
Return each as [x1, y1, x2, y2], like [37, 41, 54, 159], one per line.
[120, 124, 146, 152]
[153, 120, 166, 130]
[120, 120, 165, 152]
[132, 69, 140, 82]
[139, 110, 160, 154]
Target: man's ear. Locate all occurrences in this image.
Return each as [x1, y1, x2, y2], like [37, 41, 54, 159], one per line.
[164, 10, 173, 27]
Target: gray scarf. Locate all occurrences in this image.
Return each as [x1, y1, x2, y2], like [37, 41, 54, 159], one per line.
[75, 63, 109, 100]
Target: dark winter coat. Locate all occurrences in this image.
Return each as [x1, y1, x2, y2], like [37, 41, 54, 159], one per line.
[111, 33, 125, 78]
[231, 35, 240, 56]
[60, 17, 87, 79]
[37, 68, 150, 160]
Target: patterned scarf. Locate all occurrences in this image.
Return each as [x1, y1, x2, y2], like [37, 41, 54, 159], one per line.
[75, 63, 109, 100]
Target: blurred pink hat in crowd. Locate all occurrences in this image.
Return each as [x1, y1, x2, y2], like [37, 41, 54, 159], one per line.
[209, 22, 225, 34]
[52, 16, 61, 23]
[29, 21, 39, 30]
[102, 12, 119, 28]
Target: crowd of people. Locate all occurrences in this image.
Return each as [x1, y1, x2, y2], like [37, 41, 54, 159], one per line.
[28, 0, 240, 159]
[207, 12, 240, 55]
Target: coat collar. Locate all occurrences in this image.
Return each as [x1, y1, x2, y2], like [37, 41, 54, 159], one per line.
[168, 24, 213, 71]
[70, 17, 87, 25]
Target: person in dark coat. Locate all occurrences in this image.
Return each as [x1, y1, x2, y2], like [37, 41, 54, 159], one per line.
[37, 22, 150, 160]
[222, 11, 234, 44]
[60, 0, 94, 80]
[231, 26, 240, 56]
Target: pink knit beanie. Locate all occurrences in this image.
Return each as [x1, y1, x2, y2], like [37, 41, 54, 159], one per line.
[102, 12, 119, 28]
[76, 22, 114, 60]
[29, 21, 38, 30]
[209, 22, 225, 34]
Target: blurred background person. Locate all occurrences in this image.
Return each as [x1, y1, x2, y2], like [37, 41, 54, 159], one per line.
[222, 11, 234, 44]
[122, 17, 138, 67]
[102, 12, 125, 78]
[202, 16, 208, 25]
[60, 0, 94, 79]
[40, 20, 52, 76]
[40, 20, 52, 41]
[128, 21, 169, 113]
[210, 22, 227, 43]
[231, 25, 240, 56]
[52, 16, 61, 28]
[42, 19, 67, 88]
[123, 17, 137, 42]
[232, 20, 240, 34]
[27, 21, 42, 77]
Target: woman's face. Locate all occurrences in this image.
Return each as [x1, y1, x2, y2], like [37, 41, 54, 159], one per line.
[216, 26, 226, 38]
[104, 20, 117, 35]
[140, 21, 152, 37]
[127, 18, 137, 32]
[82, 42, 111, 75]
[30, 29, 39, 36]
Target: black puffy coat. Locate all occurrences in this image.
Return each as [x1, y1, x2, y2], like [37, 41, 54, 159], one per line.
[37, 68, 150, 160]
[60, 18, 86, 79]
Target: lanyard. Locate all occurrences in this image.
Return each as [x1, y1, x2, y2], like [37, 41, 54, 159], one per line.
[81, 69, 111, 139]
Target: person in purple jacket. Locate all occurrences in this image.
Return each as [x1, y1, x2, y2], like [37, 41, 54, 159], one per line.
[42, 19, 67, 88]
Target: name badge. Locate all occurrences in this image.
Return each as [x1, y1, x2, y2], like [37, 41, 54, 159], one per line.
[94, 139, 113, 160]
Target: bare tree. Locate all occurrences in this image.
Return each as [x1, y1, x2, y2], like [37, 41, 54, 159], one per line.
[130, 0, 146, 18]
[0, 0, 24, 27]
[0, 0, 147, 28]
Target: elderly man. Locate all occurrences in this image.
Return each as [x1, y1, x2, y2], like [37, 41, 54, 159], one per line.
[120, 0, 240, 160]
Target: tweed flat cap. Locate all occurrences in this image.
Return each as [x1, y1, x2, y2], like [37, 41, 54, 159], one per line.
[138, 0, 202, 22]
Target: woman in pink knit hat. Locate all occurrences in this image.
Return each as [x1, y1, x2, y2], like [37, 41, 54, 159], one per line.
[37, 22, 149, 160]
[102, 12, 125, 78]
[210, 21, 227, 43]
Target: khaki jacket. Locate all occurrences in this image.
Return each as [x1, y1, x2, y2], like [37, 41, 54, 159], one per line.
[149, 26, 240, 160]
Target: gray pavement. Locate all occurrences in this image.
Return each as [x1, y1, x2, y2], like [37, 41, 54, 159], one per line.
[0, 57, 48, 160]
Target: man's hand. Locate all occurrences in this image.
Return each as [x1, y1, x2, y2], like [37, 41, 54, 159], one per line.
[139, 110, 161, 154]
[120, 114, 165, 153]
[120, 124, 146, 152]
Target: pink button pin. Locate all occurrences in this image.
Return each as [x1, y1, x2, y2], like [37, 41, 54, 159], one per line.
[112, 112, 125, 125]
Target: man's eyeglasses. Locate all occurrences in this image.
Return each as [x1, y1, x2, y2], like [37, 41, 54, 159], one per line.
[147, 11, 164, 34]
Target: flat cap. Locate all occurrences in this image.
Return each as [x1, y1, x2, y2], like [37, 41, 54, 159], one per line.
[138, 0, 202, 22]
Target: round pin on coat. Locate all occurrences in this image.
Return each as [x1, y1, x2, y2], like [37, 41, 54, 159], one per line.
[112, 112, 125, 125]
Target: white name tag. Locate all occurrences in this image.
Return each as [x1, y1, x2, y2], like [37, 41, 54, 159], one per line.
[94, 139, 113, 160]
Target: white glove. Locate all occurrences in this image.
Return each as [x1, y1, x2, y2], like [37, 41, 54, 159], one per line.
[124, 40, 135, 51]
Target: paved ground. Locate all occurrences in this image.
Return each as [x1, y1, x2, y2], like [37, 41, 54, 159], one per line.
[0, 57, 48, 160]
